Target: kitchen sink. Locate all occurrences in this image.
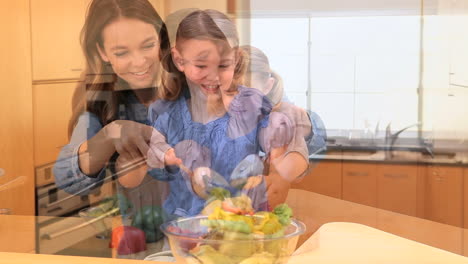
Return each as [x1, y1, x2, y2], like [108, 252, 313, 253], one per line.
[325, 149, 378, 157]
[421, 151, 456, 160]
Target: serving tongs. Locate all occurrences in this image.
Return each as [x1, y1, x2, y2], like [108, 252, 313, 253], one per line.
[190, 154, 264, 200]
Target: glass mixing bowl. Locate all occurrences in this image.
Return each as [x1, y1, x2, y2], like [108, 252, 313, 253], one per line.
[161, 215, 305, 264]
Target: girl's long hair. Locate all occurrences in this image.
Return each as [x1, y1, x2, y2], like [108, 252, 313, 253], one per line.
[68, 0, 168, 137]
[159, 9, 245, 101]
[240, 45, 284, 106]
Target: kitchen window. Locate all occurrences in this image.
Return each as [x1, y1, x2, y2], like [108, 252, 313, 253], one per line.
[245, 14, 422, 137]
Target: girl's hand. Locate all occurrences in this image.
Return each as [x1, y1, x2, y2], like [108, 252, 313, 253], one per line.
[163, 148, 182, 166]
[242, 175, 263, 190]
[146, 129, 173, 168]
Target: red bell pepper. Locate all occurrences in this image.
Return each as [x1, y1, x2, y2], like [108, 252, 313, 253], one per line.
[109, 226, 146, 255]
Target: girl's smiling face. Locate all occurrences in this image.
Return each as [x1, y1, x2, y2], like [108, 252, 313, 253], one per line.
[97, 17, 160, 89]
[172, 39, 237, 96]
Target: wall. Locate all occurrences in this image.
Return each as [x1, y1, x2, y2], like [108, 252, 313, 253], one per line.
[422, 0, 468, 141]
[166, 0, 227, 15]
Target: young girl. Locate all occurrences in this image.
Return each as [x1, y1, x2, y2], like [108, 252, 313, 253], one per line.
[240, 45, 328, 207]
[121, 9, 297, 217]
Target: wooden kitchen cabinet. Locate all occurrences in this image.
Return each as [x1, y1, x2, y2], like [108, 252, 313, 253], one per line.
[377, 164, 418, 217]
[0, 0, 35, 219]
[291, 160, 342, 199]
[342, 162, 378, 207]
[0, 0, 36, 253]
[420, 164, 463, 227]
[30, 0, 90, 81]
[464, 167, 468, 256]
[465, 167, 468, 227]
[30, 0, 166, 81]
[33, 82, 77, 166]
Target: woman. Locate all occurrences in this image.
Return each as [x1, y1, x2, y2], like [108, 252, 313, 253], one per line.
[53, 0, 171, 256]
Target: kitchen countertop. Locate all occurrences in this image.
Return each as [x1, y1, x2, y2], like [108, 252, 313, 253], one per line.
[1, 221, 467, 263]
[310, 148, 468, 166]
[1, 190, 467, 263]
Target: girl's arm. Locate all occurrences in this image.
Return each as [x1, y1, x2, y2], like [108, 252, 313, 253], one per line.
[259, 110, 310, 208]
[259, 111, 309, 182]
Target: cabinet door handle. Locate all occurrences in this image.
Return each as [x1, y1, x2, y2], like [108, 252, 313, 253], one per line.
[347, 171, 369, 177]
[70, 68, 82, 72]
[383, 173, 408, 178]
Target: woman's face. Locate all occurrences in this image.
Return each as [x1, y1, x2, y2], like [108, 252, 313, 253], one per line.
[97, 17, 160, 89]
[173, 39, 237, 97]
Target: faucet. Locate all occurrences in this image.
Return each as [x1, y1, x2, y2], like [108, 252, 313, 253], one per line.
[385, 122, 421, 159]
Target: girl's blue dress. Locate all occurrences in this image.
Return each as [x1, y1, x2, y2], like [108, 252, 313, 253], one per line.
[149, 86, 271, 217]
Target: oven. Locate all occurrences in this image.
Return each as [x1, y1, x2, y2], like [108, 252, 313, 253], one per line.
[36, 163, 90, 221]
[35, 162, 114, 256]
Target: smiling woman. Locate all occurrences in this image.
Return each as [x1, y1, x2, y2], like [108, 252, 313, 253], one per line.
[96, 18, 161, 90]
[53, 0, 172, 258]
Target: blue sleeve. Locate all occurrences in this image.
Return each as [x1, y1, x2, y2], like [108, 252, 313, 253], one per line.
[53, 112, 107, 195]
[306, 111, 327, 155]
[279, 96, 328, 156]
[148, 100, 175, 130]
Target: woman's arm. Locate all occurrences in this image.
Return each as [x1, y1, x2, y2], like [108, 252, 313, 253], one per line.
[78, 120, 155, 176]
[54, 112, 109, 195]
[54, 112, 157, 194]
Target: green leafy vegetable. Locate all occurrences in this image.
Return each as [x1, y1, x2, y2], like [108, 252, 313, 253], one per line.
[273, 204, 292, 226]
[207, 187, 231, 203]
[131, 205, 167, 243]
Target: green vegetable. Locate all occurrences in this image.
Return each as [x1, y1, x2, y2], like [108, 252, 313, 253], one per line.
[96, 194, 133, 216]
[273, 204, 292, 226]
[115, 193, 132, 214]
[131, 205, 167, 243]
[205, 187, 231, 205]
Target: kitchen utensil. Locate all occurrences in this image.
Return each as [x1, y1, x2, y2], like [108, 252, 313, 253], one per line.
[191, 167, 231, 199]
[229, 154, 264, 189]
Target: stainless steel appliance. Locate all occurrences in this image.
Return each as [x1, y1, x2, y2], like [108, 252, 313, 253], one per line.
[35, 162, 113, 256]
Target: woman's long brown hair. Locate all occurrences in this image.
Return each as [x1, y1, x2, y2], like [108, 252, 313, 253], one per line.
[68, 0, 168, 137]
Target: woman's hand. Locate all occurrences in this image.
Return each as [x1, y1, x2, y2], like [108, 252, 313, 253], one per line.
[104, 120, 154, 161]
[78, 120, 154, 176]
[115, 153, 147, 188]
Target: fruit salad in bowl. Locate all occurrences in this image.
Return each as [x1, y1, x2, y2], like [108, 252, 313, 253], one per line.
[160, 193, 305, 264]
